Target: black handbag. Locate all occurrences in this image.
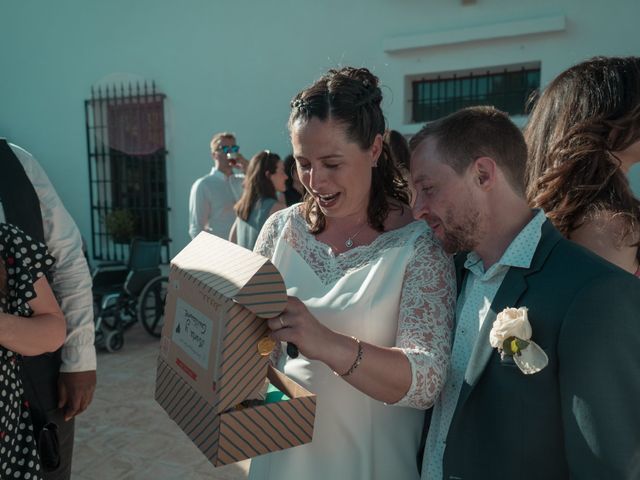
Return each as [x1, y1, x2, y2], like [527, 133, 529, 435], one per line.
[24, 370, 61, 472]
[37, 421, 61, 471]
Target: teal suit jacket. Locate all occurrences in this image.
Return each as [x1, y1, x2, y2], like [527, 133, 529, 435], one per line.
[441, 220, 640, 480]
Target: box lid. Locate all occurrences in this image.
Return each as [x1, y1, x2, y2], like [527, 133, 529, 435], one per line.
[172, 232, 287, 317]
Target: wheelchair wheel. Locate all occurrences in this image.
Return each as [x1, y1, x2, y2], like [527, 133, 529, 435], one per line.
[95, 296, 121, 331]
[100, 312, 119, 331]
[94, 327, 105, 349]
[138, 275, 168, 338]
[105, 330, 124, 353]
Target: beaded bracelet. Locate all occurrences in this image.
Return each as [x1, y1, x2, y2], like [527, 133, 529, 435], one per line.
[335, 337, 363, 377]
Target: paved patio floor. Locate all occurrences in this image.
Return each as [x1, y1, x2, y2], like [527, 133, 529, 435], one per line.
[72, 323, 249, 479]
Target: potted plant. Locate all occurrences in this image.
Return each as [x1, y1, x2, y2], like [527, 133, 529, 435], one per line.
[105, 209, 137, 244]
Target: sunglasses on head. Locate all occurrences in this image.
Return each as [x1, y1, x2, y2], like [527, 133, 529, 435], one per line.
[219, 145, 240, 154]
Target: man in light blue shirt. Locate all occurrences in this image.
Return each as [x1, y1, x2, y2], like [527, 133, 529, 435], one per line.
[410, 106, 640, 479]
[423, 209, 546, 480]
[188, 132, 248, 239]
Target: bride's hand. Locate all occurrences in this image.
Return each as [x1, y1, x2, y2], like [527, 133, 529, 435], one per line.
[267, 296, 334, 361]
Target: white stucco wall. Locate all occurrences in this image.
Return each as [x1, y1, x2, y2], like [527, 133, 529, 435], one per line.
[1, 0, 639, 256]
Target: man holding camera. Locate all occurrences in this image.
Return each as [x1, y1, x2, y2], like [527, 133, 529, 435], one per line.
[188, 132, 248, 239]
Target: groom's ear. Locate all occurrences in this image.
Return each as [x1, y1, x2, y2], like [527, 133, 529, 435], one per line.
[471, 156, 497, 191]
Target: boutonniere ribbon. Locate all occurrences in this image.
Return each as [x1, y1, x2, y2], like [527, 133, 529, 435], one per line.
[489, 307, 549, 375]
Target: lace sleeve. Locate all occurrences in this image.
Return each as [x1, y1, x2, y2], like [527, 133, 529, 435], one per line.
[392, 228, 456, 409]
[253, 207, 291, 258]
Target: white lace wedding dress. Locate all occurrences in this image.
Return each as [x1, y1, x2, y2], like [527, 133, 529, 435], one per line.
[248, 205, 455, 480]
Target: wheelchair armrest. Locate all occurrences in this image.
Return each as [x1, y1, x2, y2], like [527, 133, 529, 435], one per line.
[95, 259, 125, 266]
[93, 261, 126, 271]
[92, 264, 129, 288]
[99, 292, 121, 310]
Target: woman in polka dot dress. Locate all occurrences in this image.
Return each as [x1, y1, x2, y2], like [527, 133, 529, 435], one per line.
[0, 223, 66, 479]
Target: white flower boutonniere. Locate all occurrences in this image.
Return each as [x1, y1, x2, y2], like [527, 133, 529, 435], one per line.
[489, 307, 549, 375]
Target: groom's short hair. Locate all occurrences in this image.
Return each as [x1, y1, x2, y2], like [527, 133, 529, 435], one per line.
[409, 106, 528, 196]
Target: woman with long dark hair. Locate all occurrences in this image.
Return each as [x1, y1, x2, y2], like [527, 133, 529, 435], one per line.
[248, 67, 454, 480]
[525, 56, 640, 275]
[230, 150, 287, 250]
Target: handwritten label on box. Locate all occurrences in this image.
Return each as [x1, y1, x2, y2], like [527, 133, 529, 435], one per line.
[172, 297, 214, 370]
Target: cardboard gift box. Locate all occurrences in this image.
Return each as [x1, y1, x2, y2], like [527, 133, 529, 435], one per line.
[155, 232, 316, 467]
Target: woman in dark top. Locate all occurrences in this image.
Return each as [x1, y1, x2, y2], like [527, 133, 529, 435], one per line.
[0, 223, 66, 479]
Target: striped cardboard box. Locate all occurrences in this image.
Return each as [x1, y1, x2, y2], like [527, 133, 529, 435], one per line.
[159, 232, 288, 412]
[156, 360, 316, 466]
[155, 232, 316, 466]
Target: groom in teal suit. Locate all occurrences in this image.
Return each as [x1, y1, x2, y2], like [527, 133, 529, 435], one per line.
[410, 106, 640, 479]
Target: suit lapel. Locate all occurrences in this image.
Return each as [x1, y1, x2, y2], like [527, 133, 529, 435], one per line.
[457, 268, 527, 407]
[455, 219, 562, 410]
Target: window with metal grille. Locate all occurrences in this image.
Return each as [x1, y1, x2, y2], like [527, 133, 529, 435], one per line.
[85, 82, 171, 263]
[410, 65, 541, 123]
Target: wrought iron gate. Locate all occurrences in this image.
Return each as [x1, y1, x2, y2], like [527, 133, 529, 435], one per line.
[85, 81, 171, 262]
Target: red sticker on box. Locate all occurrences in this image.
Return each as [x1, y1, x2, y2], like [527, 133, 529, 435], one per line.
[176, 357, 197, 381]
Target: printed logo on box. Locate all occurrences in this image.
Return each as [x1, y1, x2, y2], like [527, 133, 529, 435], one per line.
[172, 297, 215, 370]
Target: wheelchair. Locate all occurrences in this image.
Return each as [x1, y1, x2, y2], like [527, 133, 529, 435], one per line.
[92, 239, 169, 352]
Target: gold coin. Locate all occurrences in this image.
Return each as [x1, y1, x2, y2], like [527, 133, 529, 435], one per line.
[257, 337, 276, 356]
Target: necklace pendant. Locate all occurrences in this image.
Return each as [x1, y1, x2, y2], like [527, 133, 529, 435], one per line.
[345, 238, 354, 248]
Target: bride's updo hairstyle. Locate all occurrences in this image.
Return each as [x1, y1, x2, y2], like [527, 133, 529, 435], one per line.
[289, 67, 409, 233]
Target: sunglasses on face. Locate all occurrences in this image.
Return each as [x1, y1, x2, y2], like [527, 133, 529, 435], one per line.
[218, 145, 240, 154]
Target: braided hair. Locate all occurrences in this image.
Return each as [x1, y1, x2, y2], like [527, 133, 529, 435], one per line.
[288, 67, 409, 233]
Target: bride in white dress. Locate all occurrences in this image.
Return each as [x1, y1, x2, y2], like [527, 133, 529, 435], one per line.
[249, 67, 456, 480]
